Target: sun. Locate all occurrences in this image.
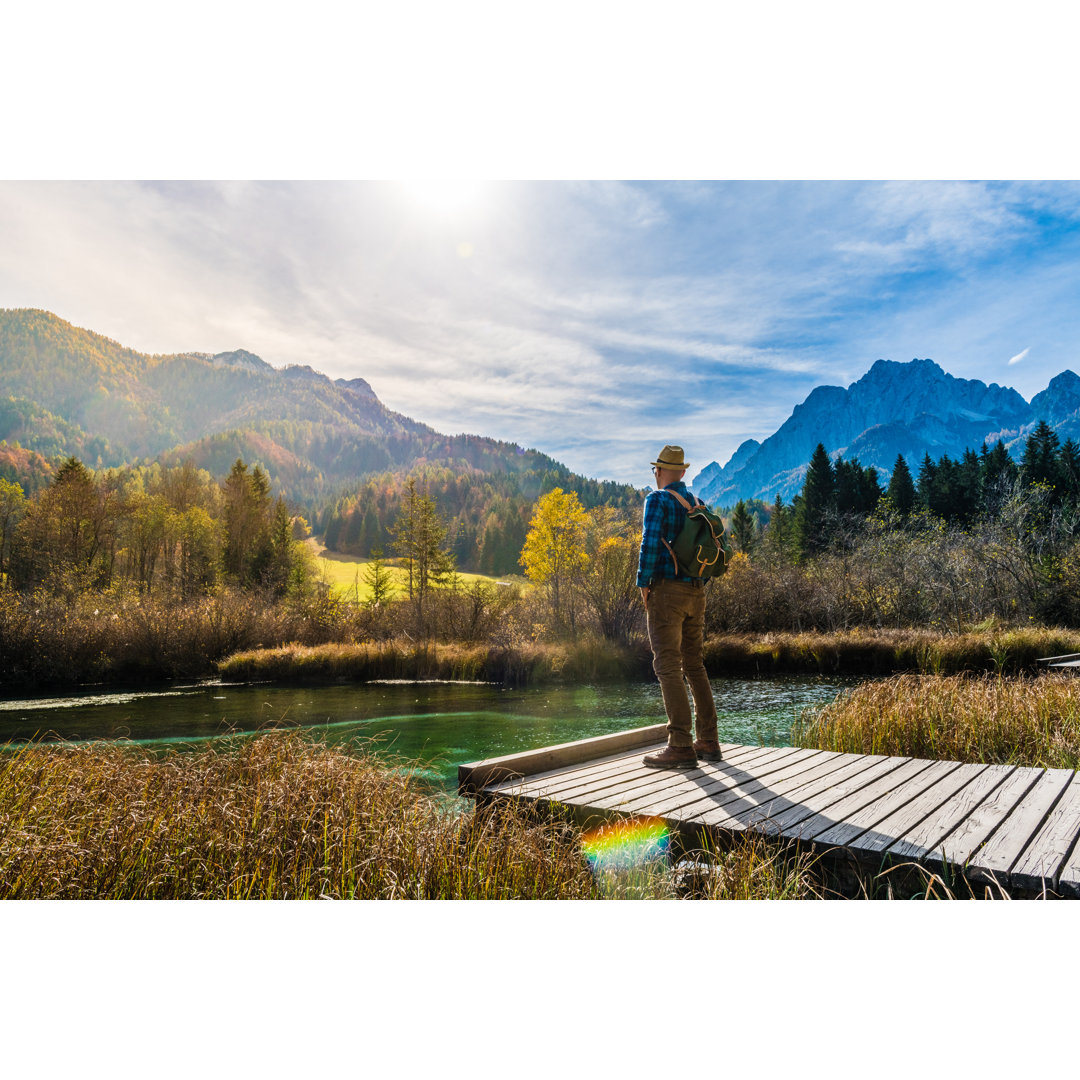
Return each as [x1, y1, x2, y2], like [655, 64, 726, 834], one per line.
[396, 179, 492, 217]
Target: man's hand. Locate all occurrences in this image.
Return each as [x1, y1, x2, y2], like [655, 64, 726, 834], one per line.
[640, 586, 650, 606]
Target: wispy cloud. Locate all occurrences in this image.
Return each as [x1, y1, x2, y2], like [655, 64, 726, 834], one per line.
[2, 180, 1080, 482]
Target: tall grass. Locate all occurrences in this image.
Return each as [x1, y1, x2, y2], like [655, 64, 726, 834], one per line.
[704, 626, 1080, 677]
[218, 637, 644, 686]
[792, 672, 1080, 769]
[0, 734, 601, 899]
[0, 733, 828, 900]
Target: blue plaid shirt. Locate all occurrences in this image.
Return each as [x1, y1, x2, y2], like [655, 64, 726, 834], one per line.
[636, 481, 700, 587]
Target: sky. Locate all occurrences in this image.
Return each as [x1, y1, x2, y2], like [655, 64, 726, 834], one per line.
[4, 179, 1080, 485]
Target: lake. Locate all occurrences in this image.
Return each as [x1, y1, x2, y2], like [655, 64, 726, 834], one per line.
[0, 676, 855, 793]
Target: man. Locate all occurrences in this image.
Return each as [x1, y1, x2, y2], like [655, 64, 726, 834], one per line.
[637, 445, 721, 769]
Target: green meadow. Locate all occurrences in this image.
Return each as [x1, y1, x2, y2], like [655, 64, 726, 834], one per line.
[308, 542, 527, 602]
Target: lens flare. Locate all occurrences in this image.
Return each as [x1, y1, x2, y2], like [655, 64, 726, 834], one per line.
[581, 816, 670, 873]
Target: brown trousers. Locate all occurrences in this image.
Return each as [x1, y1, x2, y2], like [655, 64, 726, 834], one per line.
[646, 579, 719, 748]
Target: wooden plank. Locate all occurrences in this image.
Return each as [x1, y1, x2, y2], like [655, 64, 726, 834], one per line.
[776, 758, 935, 842]
[926, 765, 1042, 869]
[811, 760, 962, 848]
[887, 763, 1016, 863]
[1051, 793, 1080, 898]
[848, 763, 989, 857]
[530, 744, 785, 804]
[484, 740, 760, 798]
[748, 755, 903, 836]
[687, 752, 895, 833]
[1009, 773, 1080, 893]
[487, 744, 667, 800]
[964, 768, 1074, 886]
[610, 748, 831, 820]
[552, 746, 801, 815]
[458, 723, 668, 794]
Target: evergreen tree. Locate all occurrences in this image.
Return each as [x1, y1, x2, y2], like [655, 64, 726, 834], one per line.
[1022, 420, 1062, 494]
[730, 499, 756, 556]
[390, 477, 453, 634]
[885, 454, 917, 514]
[795, 443, 835, 556]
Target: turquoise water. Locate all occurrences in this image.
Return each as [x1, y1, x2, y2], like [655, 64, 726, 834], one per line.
[0, 676, 855, 792]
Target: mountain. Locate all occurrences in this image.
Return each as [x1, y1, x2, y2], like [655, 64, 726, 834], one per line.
[0, 309, 622, 510]
[694, 358, 1078, 506]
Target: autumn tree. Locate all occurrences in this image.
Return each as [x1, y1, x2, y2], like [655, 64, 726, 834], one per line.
[0, 477, 27, 582]
[520, 487, 589, 631]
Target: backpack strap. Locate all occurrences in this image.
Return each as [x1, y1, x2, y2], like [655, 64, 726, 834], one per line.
[662, 488, 701, 512]
[659, 488, 701, 577]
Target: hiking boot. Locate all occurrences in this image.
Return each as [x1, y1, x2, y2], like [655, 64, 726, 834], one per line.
[694, 740, 723, 761]
[643, 745, 698, 770]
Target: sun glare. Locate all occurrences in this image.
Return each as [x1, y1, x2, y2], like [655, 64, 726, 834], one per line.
[396, 179, 491, 217]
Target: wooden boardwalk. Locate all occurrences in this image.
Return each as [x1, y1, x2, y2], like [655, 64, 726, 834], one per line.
[459, 725, 1080, 897]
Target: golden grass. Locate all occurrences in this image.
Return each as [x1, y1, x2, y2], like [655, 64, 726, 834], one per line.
[0, 733, 825, 900]
[792, 672, 1080, 770]
[218, 637, 643, 685]
[704, 626, 1080, 677]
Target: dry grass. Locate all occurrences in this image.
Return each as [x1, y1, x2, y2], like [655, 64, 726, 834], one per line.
[218, 637, 642, 686]
[792, 671, 1080, 770]
[0, 734, 605, 899]
[704, 626, 1080, 677]
[0, 733, 834, 900]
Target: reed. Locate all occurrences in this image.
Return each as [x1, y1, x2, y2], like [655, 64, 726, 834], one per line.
[0, 733, 828, 900]
[217, 637, 645, 686]
[792, 672, 1080, 769]
[703, 626, 1080, 677]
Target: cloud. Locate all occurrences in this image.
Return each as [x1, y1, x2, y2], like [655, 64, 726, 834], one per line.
[3, 180, 1080, 484]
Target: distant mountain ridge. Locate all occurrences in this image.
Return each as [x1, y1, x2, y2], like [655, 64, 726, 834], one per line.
[694, 358, 1080, 506]
[0, 309, 611, 507]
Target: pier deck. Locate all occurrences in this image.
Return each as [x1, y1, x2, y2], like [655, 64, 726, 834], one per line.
[458, 725, 1080, 897]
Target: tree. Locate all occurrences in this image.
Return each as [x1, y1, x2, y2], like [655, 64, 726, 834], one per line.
[222, 459, 270, 584]
[579, 507, 640, 642]
[520, 487, 589, 630]
[0, 477, 27, 582]
[885, 454, 917, 515]
[795, 444, 835, 556]
[363, 547, 396, 609]
[730, 500, 756, 556]
[1022, 420, 1063, 496]
[391, 477, 453, 634]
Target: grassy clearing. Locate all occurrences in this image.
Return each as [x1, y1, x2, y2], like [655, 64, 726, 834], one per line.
[792, 671, 1080, 770]
[309, 542, 525, 602]
[0, 733, 823, 900]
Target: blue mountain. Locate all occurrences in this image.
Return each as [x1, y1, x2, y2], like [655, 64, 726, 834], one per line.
[694, 358, 1080, 506]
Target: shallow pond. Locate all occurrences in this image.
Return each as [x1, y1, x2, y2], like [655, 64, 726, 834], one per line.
[0, 676, 856, 793]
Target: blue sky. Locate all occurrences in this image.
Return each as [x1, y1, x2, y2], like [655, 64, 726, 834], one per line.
[4, 179, 1080, 484]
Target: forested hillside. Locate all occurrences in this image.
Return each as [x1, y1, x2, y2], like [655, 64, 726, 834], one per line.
[0, 309, 643, 573]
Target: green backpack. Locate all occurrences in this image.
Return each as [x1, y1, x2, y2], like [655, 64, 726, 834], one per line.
[662, 489, 733, 579]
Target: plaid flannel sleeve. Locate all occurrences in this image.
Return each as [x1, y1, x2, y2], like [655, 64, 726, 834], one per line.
[636, 491, 671, 586]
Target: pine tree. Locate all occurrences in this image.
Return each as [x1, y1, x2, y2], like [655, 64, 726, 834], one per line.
[795, 443, 835, 556]
[1022, 420, 1062, 494]
[730, 499, 756, 556]
[886, 454, 917, 515]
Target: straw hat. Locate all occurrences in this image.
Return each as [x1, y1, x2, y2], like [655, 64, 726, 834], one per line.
[651, 445, 689, 471]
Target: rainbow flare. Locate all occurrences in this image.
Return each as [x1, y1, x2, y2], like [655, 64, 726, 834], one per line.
[581, 816, 670, 873]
